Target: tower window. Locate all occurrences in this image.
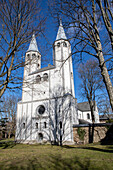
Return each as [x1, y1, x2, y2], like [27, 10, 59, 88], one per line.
[43, 73, 48, 81]
[71, 72, 73, 77]
[37, 63, 40, 68]
[26, 54, 30, 63]
[63, 42, 67, 47]
[38, 55, 40, 59]
[32, 53, 36, 58]
[27, 54, 30, 58]
[23, 123, 25, 129]
[87, 113, 90, 119]
[57, 42, 60, 47]
[59, 121, 62, 129]
[36, 75, 41, 83]
[36, 122, 38, 129]
[44, 122, 47, 128]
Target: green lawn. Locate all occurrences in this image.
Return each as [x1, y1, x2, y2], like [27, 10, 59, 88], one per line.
[0, 141, 113, 170]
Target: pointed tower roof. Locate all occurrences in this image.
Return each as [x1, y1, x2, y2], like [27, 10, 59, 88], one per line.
[27, 34, 39, 52]
[56, 19, 67, 40]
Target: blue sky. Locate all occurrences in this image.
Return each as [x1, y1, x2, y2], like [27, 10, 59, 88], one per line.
[2, 0, 107, 104]
[32, 1, 82, 102]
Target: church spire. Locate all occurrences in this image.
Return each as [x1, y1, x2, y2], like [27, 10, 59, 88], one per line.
[27, 34, 39, 52]
[56, 19, 67, 40]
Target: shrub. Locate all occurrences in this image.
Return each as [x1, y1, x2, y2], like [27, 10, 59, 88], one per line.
[77, 127, 86, 141]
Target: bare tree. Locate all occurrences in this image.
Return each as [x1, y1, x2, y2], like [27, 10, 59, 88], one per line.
[0, 94, 19, 138]
[49, 0, 113, 111]
[0, 0, 46, 98]
[97, 93, 112, 116]
[78, 59, 103, 122]
[96, 0, 113, 50]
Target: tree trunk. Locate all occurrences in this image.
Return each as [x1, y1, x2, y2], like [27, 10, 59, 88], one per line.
[92, 0, 113, 111]
[89, 124, 94, 143]
[93, 16, 113, 111]
[96, 0, 113, 51]
[5, 132, 7, 139]
[88, 100, 94, 143]
[8, 132, 11, 139]
[97, 48, 113, 111]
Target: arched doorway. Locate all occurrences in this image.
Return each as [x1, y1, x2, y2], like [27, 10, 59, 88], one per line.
[38, 133, 43, 141]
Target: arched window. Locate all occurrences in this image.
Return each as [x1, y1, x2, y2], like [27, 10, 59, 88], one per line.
[38, 105, 45, 115]
[57, 42, 60, 47]
[63, 42, 67, 47]
[26, 54, 30, 64]
[44, 122, 47, 128]
[87, 113, 90, 119]
[27, 54, 30, 59]
[43, 73, 48, 81]
[23, 123, 25, 129]
[36, 123, 38, 129]
[36, 75, 41, 83]
[32, 53, 36, 58]
[37, 63, 40, 68]
[59, 121, 62, 129]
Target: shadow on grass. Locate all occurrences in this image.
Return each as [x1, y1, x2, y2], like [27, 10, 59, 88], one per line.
[0, 155, 91, 170]
[0, 154, 109, 170]
[78, 146, 113, 153]
[0, 148, 110, 169]
[49, 154, 91, 170]
[0, 141, 16, 149]
[0, 158, 42, 170]
[62, 145, 113, 153]
[61, 145, 76, 149]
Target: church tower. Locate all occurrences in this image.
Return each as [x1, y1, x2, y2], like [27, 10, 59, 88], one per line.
[25, 34, 41, 76]
[22, 34, 41, 102]
[53, 20, 75, 97]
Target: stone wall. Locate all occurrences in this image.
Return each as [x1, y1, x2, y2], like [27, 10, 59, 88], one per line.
[73, 126, 107, 144]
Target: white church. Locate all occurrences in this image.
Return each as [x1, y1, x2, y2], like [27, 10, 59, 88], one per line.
[16, 21, 99, 144]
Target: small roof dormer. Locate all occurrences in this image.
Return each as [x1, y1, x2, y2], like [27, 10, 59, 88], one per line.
[56, 19, 67, 41]
[27, 34, 39, 52]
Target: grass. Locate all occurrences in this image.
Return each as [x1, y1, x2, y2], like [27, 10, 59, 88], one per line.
[0, 141, 113, 169]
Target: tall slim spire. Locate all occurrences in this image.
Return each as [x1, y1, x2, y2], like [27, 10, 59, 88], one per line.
[27, 34, 39, 52]
[56, 19, 67, 40]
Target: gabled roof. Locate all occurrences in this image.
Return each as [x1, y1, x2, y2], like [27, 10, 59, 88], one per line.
[27, 34, 39, 52]
[29, 64, 55, 75]
[78, 101, 96, 112]
[78, 102, 91, 112]
[56, 20, 67, 40]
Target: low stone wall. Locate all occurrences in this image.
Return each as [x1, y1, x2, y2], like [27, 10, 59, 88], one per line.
[73, 124, 110, 144]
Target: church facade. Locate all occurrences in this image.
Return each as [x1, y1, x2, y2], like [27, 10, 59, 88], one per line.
[16, 22, 99, 144]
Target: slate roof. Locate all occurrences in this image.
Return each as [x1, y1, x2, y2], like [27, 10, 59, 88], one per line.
[29, 64, 55, 75]
[27, 34, 39, 52]
[56, 20, 67, 40]
[78, 102, 91, 111]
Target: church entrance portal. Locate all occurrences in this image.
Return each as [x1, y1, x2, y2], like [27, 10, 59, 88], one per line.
[38, 133, 43, 141]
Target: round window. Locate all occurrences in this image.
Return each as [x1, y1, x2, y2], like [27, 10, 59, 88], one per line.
[38, 105, 45, 115]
